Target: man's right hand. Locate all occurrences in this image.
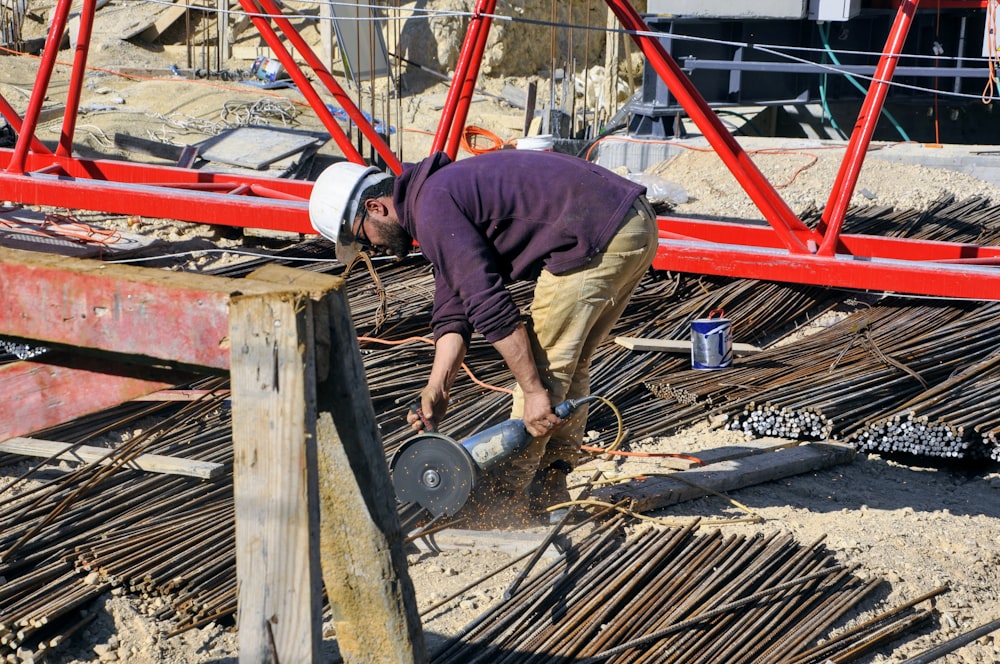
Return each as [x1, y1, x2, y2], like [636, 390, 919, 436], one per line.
[406, 385, 449, 432]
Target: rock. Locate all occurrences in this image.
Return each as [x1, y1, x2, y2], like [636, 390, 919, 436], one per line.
[93, 644, 119, 661]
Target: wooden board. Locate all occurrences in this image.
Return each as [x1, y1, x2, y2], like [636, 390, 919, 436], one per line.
[594, 442, 856, 513]
[138, 0, 188, 42]
[0, 437, 224, 479]
[411, 528, 561, 560]
[648, 437, 805, 470]
[615, 336, 762, 354]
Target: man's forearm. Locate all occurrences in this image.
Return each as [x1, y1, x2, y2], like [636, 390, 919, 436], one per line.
[428, 332, 467, 393]
[492, 323, 547, 397]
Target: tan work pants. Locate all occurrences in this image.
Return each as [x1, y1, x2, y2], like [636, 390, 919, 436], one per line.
[505, 196, 659, 490]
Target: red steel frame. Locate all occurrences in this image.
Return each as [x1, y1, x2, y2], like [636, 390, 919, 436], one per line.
[2, 0, 1000, 299]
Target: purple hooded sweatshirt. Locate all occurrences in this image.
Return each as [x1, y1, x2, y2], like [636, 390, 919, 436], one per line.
[393, 150, 647, 345]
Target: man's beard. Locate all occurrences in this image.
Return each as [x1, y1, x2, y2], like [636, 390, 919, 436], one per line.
[376, 220, 415, 259]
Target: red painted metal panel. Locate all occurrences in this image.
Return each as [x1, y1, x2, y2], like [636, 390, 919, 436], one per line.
[0, 353, 186, 440]
[0, 247, 240, 370]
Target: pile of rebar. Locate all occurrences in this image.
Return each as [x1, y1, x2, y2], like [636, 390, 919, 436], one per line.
[851, 349, 1000, 461]
[4, 189, 1000, 660]
[428, 516, 944, 663]
[0, 383, 235, 661]
[644, 300, 1000, 460]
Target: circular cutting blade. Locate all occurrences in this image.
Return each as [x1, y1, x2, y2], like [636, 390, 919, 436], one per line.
[391, 434, 477, 518]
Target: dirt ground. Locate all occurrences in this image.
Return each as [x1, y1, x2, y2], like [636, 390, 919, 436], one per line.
[3, 5, 1000, 664]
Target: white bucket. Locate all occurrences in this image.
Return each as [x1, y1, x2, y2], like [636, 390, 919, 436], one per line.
[516, 135, 555, 151]
[691, 309, 733, 370]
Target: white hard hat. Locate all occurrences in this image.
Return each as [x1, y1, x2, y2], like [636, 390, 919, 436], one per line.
[309, 161, 392, 263]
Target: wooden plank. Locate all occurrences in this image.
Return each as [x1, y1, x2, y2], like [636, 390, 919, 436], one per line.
[615, 336, 762, 354]
[594, 442, 856, 513]
[138, 0, 188, 42]
[0, 246, 281, 371]
[0, 353, 189, 441]
[230, 284, 323, 663]
[0, 437, 224, 479]
[649, 437, 805, 471]
[114, 1, 178, 40]
[411, 528, 561, 560]
[134, 388, 230, 401]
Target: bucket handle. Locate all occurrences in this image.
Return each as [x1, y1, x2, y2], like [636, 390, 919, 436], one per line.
[708, 309, 725, 319]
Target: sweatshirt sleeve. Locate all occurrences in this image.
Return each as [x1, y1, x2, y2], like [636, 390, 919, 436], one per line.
[419, 189, 523, 344]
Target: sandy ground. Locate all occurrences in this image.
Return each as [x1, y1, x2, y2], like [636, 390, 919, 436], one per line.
[3, 8, 1000, 664]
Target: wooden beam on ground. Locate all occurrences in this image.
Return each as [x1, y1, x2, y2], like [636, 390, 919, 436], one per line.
[614, 336, 762, 354]
[0, 437, 224, 479]
[134, 388, 230, 401]
[138, 0, 190, 43]
[232, 264, 425, 664]
[0, 352, 190, 441]
[594, 442, 856, 513]
[653, 437, 804, 471]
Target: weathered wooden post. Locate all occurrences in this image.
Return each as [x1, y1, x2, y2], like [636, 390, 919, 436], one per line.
[230, 265, 426, 663]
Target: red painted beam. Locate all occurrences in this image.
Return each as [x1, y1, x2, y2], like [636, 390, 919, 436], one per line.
[0, 247, 285, 371]
[653, 238, 1000, 300]
[659, 216, 1000, 262]
[818, 0, 918, 255]
[1, 150, 314, 234]
[0, 353, 189, 441]
[432, 0, 497, 156]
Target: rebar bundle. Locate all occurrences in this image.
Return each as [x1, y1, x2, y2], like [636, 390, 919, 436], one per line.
[428, 517, 943, 664]
[852, 349, 1000, 461]
[644, 300, 1000, 449]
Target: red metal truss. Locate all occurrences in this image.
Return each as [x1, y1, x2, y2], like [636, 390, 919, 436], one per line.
[0, 0, 401, 234]
[3, 0, 1000, 299]
[601, 0, 1000, 300]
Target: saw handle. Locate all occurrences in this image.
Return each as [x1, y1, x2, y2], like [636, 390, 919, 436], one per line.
[408, 400, 437, 432]
[552, 396, 598, 419]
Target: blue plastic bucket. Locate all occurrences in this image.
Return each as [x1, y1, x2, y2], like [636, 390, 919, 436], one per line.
[691, 309, 733, 370]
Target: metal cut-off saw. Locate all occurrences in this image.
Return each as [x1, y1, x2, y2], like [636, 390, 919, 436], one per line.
[390, 397, 597, 517]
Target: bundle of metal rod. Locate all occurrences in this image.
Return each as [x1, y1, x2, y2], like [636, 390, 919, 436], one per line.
[0, 387, 234, 662]
[833, 195, 997, 244]
[645, 301, 1000, 446]
[852, 349, 1000, 461]
[428, 517, 938, 664]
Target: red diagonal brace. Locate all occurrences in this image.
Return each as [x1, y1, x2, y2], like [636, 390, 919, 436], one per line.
[817, 0, 919, 256]
[432, 0, 497, 157]
[605, 0, 818, 255]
